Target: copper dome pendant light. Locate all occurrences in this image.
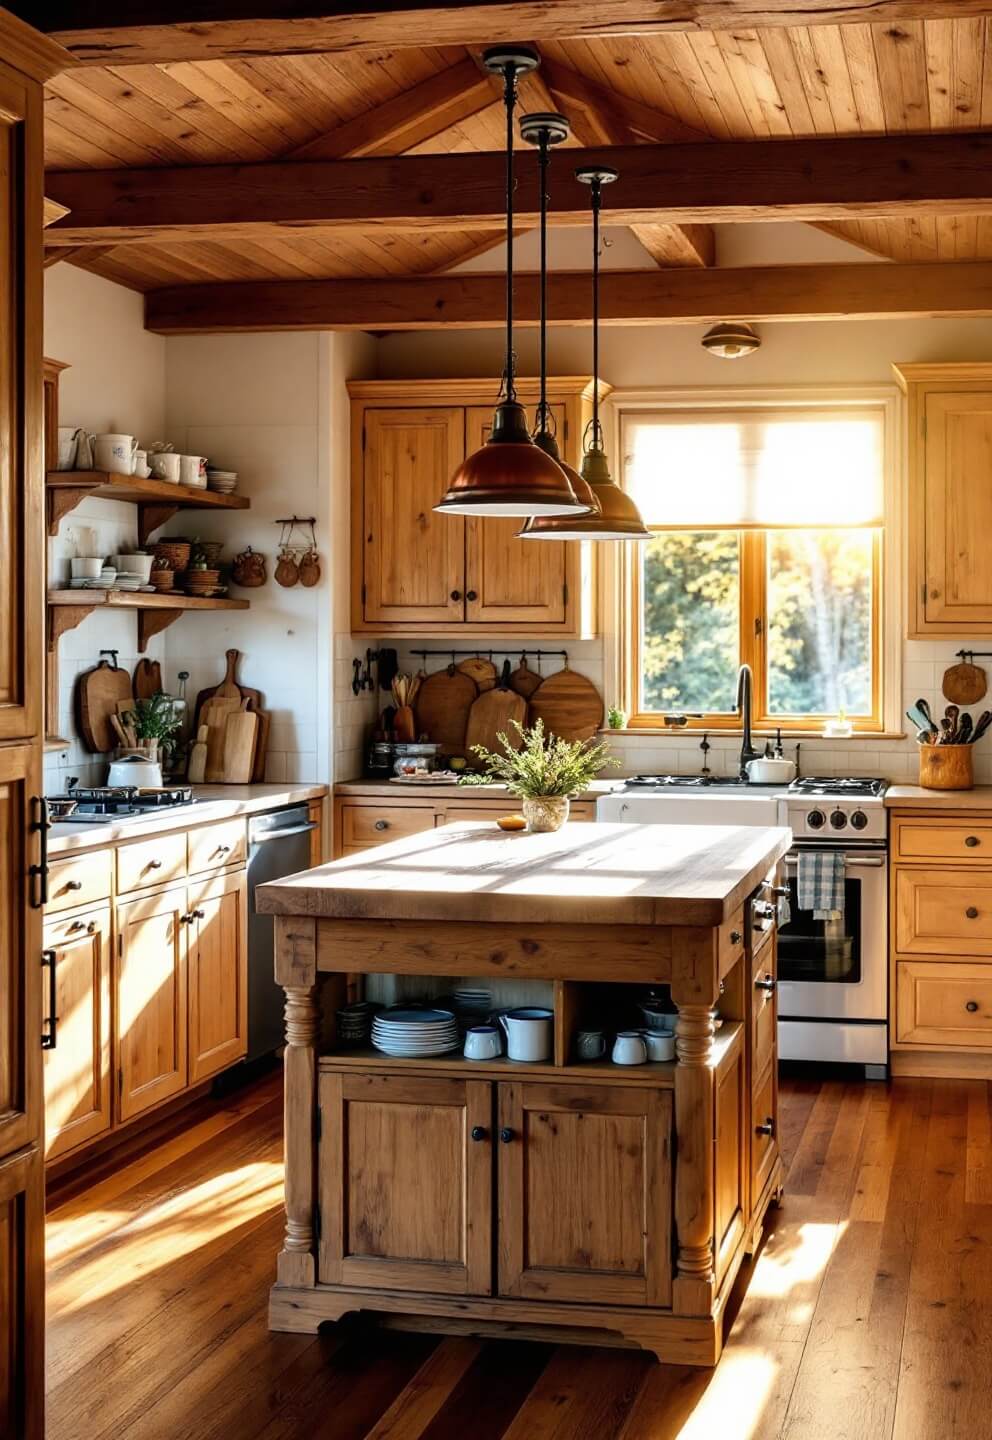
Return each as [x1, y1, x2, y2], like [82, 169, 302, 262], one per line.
[523, 165, 650, 541]
[434, 48, 584, 519]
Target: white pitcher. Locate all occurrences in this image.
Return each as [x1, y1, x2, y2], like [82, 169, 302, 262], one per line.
[497, 1007, 553, 1062]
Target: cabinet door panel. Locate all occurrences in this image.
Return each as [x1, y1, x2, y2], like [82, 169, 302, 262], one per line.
[362, 409, 465, 624]
[895, 868, 992, 956]
[115, 886, 187, 1121]
[498, 1081, 672, 1307]
[464, 406, 569, 626]
[0, 1147, 43, 1440]
[188, 869, 247, 1084]
[42, 905, 112, 1160]
[319, 1071, 491, 1295]
[715, 1040, 746, 1282]
[925, 393, 992, 626]
[0, 745, 42, 1161]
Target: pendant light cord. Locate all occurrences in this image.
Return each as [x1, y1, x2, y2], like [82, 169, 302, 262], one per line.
[503, 62, 517, 404]
[590, 176, 602, 451]
[536, 129, 550, 434]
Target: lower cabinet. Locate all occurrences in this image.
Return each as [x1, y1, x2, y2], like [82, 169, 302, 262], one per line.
[317, 1071, 674, 1307]
[187, 869, 248, 1084]
[115, 883, 189, 1122]
[42, 903, 112, 1160]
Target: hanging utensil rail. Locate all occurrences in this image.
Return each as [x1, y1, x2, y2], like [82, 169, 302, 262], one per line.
[410, 648, 569, 663]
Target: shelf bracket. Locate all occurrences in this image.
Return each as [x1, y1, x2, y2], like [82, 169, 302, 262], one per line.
[138, 608, 182, 652]
[138, 503, 180, 547]
[47, 483, 99, 536]
[47, 602, 94, 654]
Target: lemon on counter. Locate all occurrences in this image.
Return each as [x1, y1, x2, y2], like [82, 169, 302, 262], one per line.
[496, 815, 527, 832]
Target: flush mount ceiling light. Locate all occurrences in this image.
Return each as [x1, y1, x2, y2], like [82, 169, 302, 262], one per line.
[701, 322, 761, 359]
[434, 48, 585, 519]
[523, 164, 650, 542]
[516, 110, 598, 534]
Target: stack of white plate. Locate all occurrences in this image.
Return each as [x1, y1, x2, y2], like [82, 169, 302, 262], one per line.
[452, 988, 492, 1020]
[116, 571, 143, 592]
[371, 1007, 460, 1057]
[207, 469, 238, 494]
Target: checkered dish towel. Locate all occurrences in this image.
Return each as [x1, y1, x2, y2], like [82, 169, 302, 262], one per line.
[796, 850, 845, 922]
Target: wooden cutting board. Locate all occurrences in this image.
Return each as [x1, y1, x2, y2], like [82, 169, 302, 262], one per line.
[133, 658, 162, 700]
[528, 668, 604, 742]
[457, 656, 497, 692]
[193, 649, 263, 730]
[202, 696, 241, 782]
[510, 658, 543, 699]
[222, 701, 259, 784]
[415, 668, 478, 754]
[465, 687, 527, 761]
[251, 707, 270, 782]
[77, 659, 134, 753]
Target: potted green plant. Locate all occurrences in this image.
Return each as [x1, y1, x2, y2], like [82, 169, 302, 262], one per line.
[465, 719, 620, 832]
[607, 705, 627, 730]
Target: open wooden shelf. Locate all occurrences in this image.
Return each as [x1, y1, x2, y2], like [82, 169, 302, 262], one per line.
[47, 588, 249, 652]
[46, 469, 249, 545]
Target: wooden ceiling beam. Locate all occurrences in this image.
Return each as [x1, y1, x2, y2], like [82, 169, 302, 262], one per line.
[144, 259, 992, 333]
[30, 4, 992, 67]
[45, 131, 992, 247]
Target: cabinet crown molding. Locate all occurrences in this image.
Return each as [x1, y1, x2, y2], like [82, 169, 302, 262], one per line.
[347, 376, 610, 405]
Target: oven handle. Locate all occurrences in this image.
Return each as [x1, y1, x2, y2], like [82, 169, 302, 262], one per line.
[785, 854, 885, 869]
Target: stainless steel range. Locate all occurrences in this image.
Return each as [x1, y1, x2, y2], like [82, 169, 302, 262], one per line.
[46, 784, 197, 824]
[778, 778, 888, 1076]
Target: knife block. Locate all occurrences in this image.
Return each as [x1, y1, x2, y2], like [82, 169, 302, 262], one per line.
[919, 742, 973, 790]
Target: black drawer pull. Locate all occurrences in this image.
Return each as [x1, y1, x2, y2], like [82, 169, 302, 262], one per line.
[730, 930, 742, 945]
[966, 836, 981, 847]
[470, 1126, 488, 1142]
[966, 1000, 980, 1013]
[499, 1127, 515, 1144]
[192, 908, 205, 920]
[147, 859, 163, 870]
[967, 906, 979, 919]
[374, 820, 389, 832]
[65, 879, 83, 892]
[755, 975, 776, 994]
[41, 949, 57, 1050]
[755, 1117, 775, 1137]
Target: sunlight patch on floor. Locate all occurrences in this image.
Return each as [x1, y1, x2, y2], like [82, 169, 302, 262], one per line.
[745, 1220, 846, 1306]
[676, 1349, 778, 1440]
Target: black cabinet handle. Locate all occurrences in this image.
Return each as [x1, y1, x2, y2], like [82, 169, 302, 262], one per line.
[147, 859, 163, 870]
[374, 820, 389, 832]
[192, 908, 205, 920]
[180, 913, 194, 924]
[66, 879, 83, 891]
[966, 1000, 980, 1013]
[466, 590, 478, 602]
[966, 836, 981, 847]
[967, 906, 979, 919]
[755, 975, 776, 993]
[28, 796, 50, 909]
[755, 1117, 775, 1137]
[499, 1127, 515, 1144]
[41, 948, 57, 1050]
[450, 590, 462, 601]
[470, 1126, 488, 1142]
[730, 930, 742, 945]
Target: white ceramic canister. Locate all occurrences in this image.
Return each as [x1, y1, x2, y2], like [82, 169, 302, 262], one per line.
[94, 433, 137, 475]
[612, 1030, 648, 1066]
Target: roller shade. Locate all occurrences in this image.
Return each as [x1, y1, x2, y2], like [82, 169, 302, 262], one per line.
[623, 408, 885, 529]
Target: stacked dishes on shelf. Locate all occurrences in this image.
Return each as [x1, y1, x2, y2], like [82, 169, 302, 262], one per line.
[451, 988, 492, 1027]
[371, 1007, 460, 1057]
[336, 1001, 375, 1046]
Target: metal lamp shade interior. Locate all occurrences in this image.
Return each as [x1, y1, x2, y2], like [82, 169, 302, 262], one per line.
[521, 446, 649, 540]
[435, 400, 586, 517]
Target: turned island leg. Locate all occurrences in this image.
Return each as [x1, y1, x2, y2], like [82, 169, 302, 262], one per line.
[273, 917, 319, 1289]
[672, 927, 719, 1319]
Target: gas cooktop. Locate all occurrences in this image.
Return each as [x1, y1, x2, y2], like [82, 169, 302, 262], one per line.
[788, 777, 888, 799]
[625, 774, 750, 789]
[47, 785, 196, 824]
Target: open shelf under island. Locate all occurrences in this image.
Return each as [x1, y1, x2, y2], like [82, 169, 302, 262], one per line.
[256, 818, 789, 1365]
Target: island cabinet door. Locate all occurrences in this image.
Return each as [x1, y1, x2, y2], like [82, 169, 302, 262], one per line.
[318, 1072, 492, 1295]
[497, 1082, 673, 1307]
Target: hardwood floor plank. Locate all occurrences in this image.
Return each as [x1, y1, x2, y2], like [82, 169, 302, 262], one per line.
[417, 1340, 553, 1440]
[363, 1338, 483, 1440]
[501, 1346, 652, 1440]
[966, 1082, 992, 1205]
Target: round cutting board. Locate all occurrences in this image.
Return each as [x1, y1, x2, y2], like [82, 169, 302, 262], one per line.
[465, 687, 528, 761]
[529, 668, 604, 742]
[457, 656, 497, 692]
[415, 668, 478, 754]
[943, 660, 988, 706]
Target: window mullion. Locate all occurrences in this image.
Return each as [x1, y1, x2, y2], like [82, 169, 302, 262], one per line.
[740, 531, 769, 723]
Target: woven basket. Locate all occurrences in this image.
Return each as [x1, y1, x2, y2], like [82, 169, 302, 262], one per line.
[153, 540, 191, 571]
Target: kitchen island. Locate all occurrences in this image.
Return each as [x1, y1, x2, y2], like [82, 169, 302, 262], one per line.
[257, 819, 790, 1364]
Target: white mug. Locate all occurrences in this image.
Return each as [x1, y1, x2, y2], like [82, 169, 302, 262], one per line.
[498, 1007, 553, 1063]
[612, 1030, 647, 1066]
[179, 454, 207, 487]
[149, 451, 181, 483]
[463, 1025, 501, 1061]
[133, 448, 151, 478]
[642, 1030, 675, 1062]
[94, 433, 137, 475]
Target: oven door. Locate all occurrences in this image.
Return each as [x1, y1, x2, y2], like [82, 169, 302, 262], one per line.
[776, 847, 888, 1023]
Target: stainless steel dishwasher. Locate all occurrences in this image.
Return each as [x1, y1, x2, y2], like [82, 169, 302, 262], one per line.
[247, 805, 318, 1061]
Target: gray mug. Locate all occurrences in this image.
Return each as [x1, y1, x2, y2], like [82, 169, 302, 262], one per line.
[575, 1029, 606, 1061]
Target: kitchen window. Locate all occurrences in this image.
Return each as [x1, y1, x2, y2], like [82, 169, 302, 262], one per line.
[620, 404, 887, 733]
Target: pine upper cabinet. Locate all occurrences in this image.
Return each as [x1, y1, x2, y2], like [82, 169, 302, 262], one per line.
[350, 378, 602, 637]
[42, 905, 112, 1161]
[187, 869, 248, 1084]
[497, 1081, 673, 1307]
[896, 363, 992, 635]
[115, 885, 188, 1122]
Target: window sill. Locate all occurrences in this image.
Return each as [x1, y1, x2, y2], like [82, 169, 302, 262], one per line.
[602, 727, 908, 742]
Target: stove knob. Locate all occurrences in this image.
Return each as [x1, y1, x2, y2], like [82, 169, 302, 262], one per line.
[807, 809, 826, 830]
[830, 809, 848, 830]
[850, 810, 869, 831]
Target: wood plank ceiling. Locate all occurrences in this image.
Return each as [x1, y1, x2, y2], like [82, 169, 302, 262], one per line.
[42, 16, 992, 293]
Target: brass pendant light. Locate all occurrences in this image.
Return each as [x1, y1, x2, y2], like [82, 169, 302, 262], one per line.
[516, 111, 598, 535]
[434, 48, 584, 519]
[523, 165, 650, 541]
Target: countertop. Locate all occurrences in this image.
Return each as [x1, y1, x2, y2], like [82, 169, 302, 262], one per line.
[333, 778, 623, 801]
[256, 819, 791, 928]
[49, 783, 328, 855]
[885, 785, 992, 810]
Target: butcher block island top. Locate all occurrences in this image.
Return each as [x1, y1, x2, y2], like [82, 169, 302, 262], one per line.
[264, 819, 787, 1367]
[256, 820, 791, 928]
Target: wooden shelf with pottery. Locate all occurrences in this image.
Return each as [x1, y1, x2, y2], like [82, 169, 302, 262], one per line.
[47, 589, 249, 653]
[46, 469, 250, 546]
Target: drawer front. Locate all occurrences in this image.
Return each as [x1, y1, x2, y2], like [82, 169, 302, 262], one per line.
[188, 818, 247, 875]
[751, 1061, 778, 1204]
[117, 830, 187, 895]
[896, 960, 992, 1048]
[436, 800, 596, 826]
[719, 906, 745, 978]
[895, 867, 992, 956]
[752, 940, 777, 1084]
[46, 850, 112, 915]
[894, 818, 992, 864]
[340, 804, 435, 849]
